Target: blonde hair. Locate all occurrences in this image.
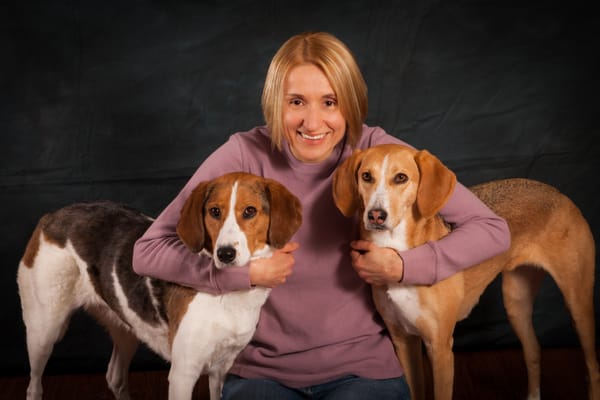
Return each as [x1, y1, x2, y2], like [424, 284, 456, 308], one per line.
[261, 32, 368, 150]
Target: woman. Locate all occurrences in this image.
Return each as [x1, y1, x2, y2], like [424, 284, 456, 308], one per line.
[132, 31, 510, 399]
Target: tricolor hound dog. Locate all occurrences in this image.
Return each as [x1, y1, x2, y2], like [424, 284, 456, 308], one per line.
[333, 144, 599, 400]
[17, 172, 302, 400]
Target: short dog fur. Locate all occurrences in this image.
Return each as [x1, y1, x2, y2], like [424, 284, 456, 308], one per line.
[17, 172, 302, 400]
[333, 144, 600, 400]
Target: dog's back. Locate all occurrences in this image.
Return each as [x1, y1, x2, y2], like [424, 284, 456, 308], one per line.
[472, 178, 593, 248]
[17, 201, 177, 359]
[440, 178, 593, 320]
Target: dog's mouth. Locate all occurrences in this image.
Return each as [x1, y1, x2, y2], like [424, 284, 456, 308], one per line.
[366, 223, 388, 231]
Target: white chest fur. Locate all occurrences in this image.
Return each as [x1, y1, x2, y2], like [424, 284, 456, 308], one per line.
[169, 287, 270, 375]
[368, 222, 423, 336]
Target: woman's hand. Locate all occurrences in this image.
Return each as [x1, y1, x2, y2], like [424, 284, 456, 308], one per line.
[249, 242, 299, 288]
[350, 240, 404, 285]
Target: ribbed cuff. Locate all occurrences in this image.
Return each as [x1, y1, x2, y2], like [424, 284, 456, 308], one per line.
[398, 242, 437, 285]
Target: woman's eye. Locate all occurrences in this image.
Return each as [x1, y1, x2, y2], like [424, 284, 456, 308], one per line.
[243, 206, 257, 219]
[290, 99, 303, 106]
[361, 172, 373, 182]
[394, 173, 408, 184]
[209, 207, 221, 219]
[324, 99, 336, 107]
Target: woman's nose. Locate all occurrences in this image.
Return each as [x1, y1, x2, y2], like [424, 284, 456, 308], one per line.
[302, 106, 322, 132]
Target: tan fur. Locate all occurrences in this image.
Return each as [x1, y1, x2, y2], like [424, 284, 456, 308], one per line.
[333, 144, 600, 400]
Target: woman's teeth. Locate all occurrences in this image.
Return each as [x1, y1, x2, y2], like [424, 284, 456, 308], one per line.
[299, 132, 326, 140]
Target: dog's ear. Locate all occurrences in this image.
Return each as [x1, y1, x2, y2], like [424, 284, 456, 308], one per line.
[414, 149, 456, 218]
[332, 149, 364, 217]
[176, 181, 211, 253]
[264, 179, 303, 249]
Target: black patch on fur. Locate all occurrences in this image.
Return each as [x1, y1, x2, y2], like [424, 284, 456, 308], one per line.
[42, 201, 169, 327]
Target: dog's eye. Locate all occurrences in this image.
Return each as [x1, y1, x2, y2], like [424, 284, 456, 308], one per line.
[209, 207, 221, 219]
[394, 173, 408, 184]
[361, 171, 373, 182]
[243, 206, 257, 219]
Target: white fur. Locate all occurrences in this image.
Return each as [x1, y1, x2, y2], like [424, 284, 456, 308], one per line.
[368, 222, 423, 337]
[169, 286, 270, 399]
[364, 155, 391, 229]
[214, 181, 250, 269]
[169, 213, 273, 399]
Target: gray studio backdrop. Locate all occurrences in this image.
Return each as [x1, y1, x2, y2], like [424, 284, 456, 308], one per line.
[3, 1, 599, 375]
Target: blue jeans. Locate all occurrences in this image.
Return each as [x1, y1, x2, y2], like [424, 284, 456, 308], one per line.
[221, 374, 411, 400]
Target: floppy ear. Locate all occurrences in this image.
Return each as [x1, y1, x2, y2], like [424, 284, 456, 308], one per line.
[332, 149, 365, 217]
[176, 181, 211, 253]
[414, 150, 456, 218]
[264, 178, 303, 249]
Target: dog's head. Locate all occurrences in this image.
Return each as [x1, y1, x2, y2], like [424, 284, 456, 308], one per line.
[177, 172, 302, 269]
[332, 144, 456, 232]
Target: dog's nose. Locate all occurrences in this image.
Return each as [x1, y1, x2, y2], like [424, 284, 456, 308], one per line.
[217, 246, 237, 264]
[368, 208, 388, 226]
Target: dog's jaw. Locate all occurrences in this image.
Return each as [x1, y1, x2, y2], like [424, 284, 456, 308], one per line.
[363, 219, 410, 252]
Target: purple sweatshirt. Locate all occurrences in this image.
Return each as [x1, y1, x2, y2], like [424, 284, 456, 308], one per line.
[132, 125, 510, 387]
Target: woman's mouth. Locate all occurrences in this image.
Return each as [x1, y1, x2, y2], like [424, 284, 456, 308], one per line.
[298, 131, 326, 141]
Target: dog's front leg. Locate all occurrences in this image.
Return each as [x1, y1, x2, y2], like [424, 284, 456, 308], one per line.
[168, 322, 209, 400]
[390, 327, 426, 400]
[168, 364, 201, 400]
[424, 337, 455, 400]
[208, 370, 225, 400]
[372, 286, 427, 399]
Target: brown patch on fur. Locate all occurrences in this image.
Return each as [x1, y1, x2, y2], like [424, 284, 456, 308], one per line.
[21, 222, 43, 268]
[164, 285, 197, 347]
[21, 213, 66, 268]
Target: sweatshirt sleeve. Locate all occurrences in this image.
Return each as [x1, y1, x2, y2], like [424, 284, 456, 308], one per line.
[132, 135, 252, 294]
[399, 181, 511, 285]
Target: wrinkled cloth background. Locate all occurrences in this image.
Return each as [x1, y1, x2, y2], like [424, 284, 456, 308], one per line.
[2, 1, 599, 375]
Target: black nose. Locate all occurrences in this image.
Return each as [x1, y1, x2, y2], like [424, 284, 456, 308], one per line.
[217, 246, 236, 264]
[368, 208, 387, 225]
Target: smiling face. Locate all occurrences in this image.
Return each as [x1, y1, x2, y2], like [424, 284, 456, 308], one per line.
[283, 63, 347, 163]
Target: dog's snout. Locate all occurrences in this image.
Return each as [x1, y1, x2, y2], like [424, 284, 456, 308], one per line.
[217, 246, 237, 264]
[368, 208, 388, 226]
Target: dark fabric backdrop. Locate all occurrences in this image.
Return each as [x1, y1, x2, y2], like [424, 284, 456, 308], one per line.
[2, 0, 599, 376]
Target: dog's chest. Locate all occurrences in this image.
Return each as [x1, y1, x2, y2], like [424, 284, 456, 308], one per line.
[171, 288, 270, 370]
[369, 223, 424, 336]
[381, 285, 422, 336]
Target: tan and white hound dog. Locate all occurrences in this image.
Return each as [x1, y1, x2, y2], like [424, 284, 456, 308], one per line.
[17, 172, 302, 400]
[333, 144, 600, 400]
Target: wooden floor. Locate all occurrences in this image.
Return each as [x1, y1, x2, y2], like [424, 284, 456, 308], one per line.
[1, 347, 594, 399]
